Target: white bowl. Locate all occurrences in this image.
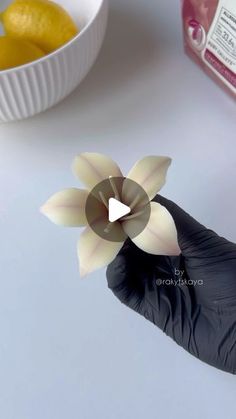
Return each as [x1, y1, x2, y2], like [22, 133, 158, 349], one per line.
[0, 0, 108, 122]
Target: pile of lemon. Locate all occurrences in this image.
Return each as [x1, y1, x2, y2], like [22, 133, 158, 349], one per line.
[0, 0, 79, 70]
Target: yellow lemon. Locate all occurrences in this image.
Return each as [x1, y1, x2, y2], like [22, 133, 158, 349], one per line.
[0, 0, 79, 53]
[0, 36, 45, 70]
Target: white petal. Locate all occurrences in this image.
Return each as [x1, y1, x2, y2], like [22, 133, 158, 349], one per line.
[123, 202, 180, 255]
[78, 225, 125, 277]
[40, 188, 88, 227]
[123, 156, 171, 203]
[72, 153, 123, 191]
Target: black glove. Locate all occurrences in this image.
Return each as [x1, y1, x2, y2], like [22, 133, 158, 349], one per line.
[106, 195, 236, 374]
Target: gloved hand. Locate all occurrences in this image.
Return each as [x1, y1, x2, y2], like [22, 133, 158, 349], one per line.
[106, 195, 236, 374]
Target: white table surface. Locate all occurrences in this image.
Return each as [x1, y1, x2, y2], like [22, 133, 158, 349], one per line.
[0, 1, 236, 418]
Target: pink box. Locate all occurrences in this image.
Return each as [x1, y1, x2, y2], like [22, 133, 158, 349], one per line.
[181, 0, 236, 99]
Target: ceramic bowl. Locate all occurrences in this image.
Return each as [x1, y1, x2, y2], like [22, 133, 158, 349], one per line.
[0, 0, 108, 122]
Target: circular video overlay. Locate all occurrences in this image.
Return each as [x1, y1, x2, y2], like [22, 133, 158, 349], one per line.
[85, 177, 151, 242]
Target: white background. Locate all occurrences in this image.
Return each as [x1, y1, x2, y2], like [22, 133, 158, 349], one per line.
[0, 0, 236, 418]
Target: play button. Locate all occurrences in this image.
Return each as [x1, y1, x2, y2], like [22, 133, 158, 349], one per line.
[85, 177, 151, 242]
[108, 198, 131, 222]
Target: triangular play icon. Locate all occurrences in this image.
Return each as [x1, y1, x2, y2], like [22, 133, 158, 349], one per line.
[108, 198, 131, 222]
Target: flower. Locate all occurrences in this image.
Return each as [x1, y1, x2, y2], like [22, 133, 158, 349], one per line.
[40, 153, 180, 276]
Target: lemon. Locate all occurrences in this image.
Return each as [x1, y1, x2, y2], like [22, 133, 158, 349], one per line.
[0, 36, 45, 70]
[0, 0, 79, 53]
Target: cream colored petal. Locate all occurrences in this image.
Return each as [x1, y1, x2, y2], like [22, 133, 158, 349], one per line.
[78, 225, 125, 277]
[123, 156, 172, 204]
[72, 153, 123, 191]
[40, 188, 88, 227]
[123, 202, 181, 256]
